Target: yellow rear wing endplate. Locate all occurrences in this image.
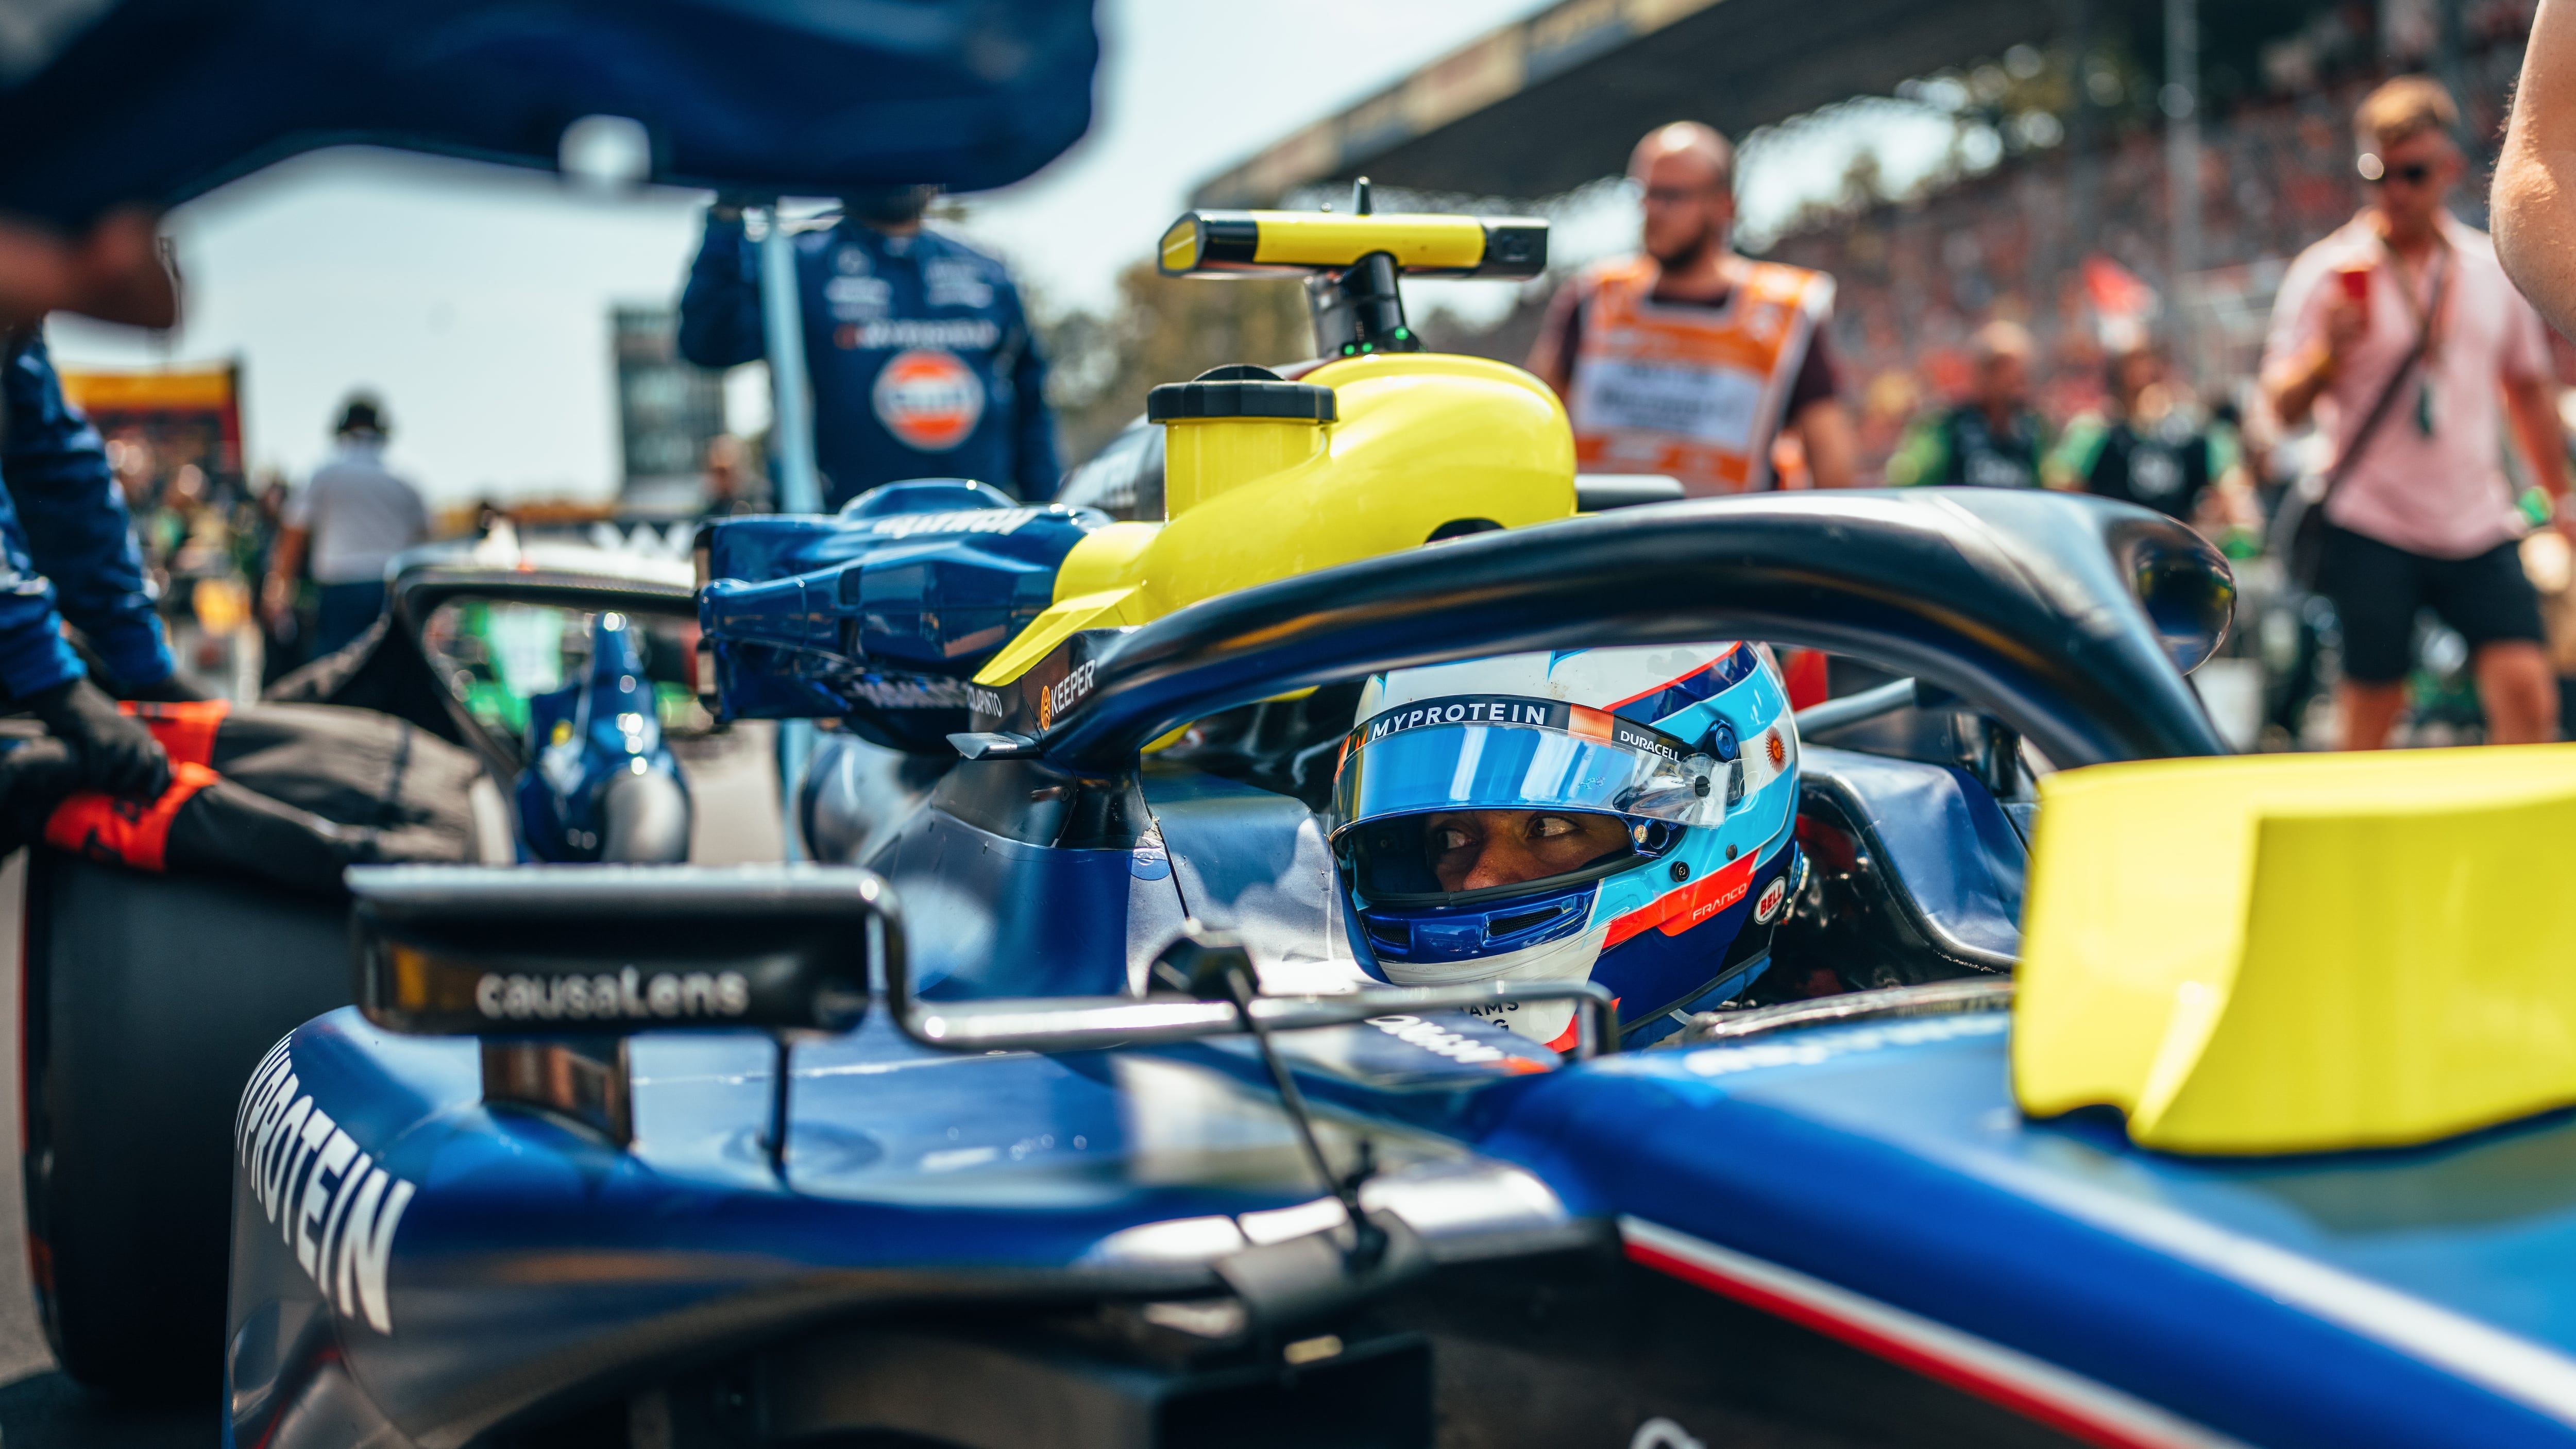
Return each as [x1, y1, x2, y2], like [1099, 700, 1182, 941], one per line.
[2016, 744, 2576, 1154]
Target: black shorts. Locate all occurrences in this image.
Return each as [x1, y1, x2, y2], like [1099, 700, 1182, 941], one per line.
[2316, 524, 2546, 684]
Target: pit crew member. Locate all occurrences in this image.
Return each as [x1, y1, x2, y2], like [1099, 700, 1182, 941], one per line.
[0, 331, 194, 797]
[677, 187, 1059, 509]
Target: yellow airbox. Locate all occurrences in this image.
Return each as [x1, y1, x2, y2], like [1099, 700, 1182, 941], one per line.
[976, 353, 1575, 687]
[2016, 744, 2576, 1154]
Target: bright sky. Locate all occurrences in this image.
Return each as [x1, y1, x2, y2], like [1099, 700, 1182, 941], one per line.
[45, 0, 1953, 503]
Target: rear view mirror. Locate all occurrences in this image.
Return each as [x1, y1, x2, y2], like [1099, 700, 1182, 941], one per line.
[351, 864, 887, 1037]
[885, 927, 1618, 1061]
[350, 864, 895, 1170]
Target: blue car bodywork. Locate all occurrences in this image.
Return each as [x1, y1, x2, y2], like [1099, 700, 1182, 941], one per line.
[227, 963, 2576, 1447]
[225, 489, 2576, 1449]
[699, 480, 1107, 751]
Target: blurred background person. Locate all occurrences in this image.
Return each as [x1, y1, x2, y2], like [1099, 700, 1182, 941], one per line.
[261, 393, 428, 658]
[678, 189, 1058, 508]
[246, 469, 305, 686]
[2263, 76, 2570, 750]
[699, 432, 767, 518]
[1886, 321, 2048, 488]
[2046, 345, 2259, 543]
[1528, 122, 1856, 495]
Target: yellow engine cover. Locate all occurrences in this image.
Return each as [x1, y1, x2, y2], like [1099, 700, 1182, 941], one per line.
[2016, 744, 2576, 1154]
[975, 352, 1576, 686]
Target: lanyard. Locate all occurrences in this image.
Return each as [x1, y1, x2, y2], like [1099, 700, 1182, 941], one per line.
[2379, 231, 2451, 437]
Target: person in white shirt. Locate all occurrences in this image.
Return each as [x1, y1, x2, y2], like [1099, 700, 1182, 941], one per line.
[261, 394, 429, 657]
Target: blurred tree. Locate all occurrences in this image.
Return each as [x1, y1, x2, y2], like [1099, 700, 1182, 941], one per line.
[1041, 261, 1313, 468]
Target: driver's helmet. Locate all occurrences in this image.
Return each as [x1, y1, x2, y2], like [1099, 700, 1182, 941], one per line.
[1329, 642, 1803, 1050]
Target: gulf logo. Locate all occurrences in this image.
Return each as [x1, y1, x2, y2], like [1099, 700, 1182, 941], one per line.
[872, 348, 985, 452]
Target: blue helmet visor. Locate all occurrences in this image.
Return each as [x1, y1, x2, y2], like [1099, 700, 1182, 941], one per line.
[1329, 695, 1720, 838]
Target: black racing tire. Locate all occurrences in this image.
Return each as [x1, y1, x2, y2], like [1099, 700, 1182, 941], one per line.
[21, 853, 349, 1403]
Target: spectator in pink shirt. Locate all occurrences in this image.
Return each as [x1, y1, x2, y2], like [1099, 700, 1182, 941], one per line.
[2263, 76, 2573, 750]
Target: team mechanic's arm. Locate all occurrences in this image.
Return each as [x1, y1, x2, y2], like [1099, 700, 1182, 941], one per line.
[1003, 283, 1062, 500]
[2497, 0, 2576, 338]
[0, 334, 171, 691]
[676, 206, 765, 369]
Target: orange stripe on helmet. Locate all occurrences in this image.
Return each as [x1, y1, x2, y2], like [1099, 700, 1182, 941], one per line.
[1603, 848, 1764, 949]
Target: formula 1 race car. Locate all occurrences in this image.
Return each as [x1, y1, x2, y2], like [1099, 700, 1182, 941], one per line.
[216, 176, 2355, 1445]
[233, 470, 2267, 1449]
[240, 451, 2576, 1449]
[226, 174, 2576, 1445]
[30, 3, 2576, 1447]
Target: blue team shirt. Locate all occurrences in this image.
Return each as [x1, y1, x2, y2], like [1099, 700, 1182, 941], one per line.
[678, 214, 1059, 508]
[0, 333, 171, 698]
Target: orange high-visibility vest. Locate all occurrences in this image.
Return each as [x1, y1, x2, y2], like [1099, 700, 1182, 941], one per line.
[1567, 257, 1834, 496]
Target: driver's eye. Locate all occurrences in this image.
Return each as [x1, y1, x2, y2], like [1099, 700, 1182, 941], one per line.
[1431, 826, 1473, 853]
[1528, 815, 1574, 839]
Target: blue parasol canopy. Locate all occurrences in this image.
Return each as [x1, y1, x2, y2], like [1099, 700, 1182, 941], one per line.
[0, 0, 1099, 229]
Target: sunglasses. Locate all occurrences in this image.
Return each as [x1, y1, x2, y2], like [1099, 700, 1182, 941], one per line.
[2366, 160, 2438, 187]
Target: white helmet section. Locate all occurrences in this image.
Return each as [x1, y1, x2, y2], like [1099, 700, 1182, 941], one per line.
[1355, 642, 1744, 718]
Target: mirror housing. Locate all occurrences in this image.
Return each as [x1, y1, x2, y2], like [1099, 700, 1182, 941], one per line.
[887, 927, 1619, 1060]
[351, 865, 891, 1037]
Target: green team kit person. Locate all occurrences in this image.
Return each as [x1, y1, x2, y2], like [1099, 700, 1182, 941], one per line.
[2043, 346, 2260, 553]
[1885, 322, 2049, 489]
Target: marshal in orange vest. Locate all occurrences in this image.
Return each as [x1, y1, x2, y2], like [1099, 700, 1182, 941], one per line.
[1567, 257, 1834, 496]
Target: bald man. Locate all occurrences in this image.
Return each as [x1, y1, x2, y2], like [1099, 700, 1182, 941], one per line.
[1528, 122, 1856, 493]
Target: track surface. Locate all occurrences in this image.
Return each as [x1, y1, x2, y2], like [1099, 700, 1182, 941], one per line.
[0, 722, 785, 1443]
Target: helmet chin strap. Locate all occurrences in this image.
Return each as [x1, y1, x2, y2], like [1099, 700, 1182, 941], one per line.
[1372, 919, 1609, 990]
[1372, 925, 1608, 1047]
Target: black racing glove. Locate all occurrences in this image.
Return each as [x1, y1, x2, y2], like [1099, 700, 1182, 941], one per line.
[117, 669, 211, 703]
[28, 677, 169, 799]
